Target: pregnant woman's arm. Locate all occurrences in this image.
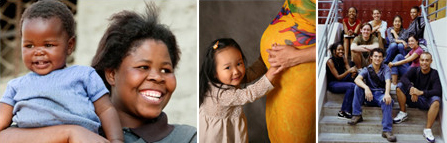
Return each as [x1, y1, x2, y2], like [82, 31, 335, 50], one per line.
[267, 44, 316, 74]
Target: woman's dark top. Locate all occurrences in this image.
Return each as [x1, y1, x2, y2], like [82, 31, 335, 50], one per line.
[326, 57, 346, 83]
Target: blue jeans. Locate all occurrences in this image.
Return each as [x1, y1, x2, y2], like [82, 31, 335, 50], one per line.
[352, 85, 393, 132]
[391, 54, 410, 76]
[385, 42, 405, 64]
[328, 75, 356, 113]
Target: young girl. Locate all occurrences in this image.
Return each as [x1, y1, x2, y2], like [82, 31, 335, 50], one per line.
[343, 7, 362, 60]
[0, 0, 122, 142]
[326, 43, 357, 119]
[368, 9, 387, 49]
[199, 38, 277, 142]
[385, 15, 407, 64]
[388, 35, 423, 91]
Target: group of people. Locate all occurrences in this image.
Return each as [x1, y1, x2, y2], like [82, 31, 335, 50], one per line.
[327, 5, 441, 143]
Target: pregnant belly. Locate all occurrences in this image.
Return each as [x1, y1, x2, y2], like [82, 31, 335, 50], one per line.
[260, 6, 316, 142]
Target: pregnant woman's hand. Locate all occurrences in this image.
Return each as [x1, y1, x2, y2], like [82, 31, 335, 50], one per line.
[267, 44, 315, 74]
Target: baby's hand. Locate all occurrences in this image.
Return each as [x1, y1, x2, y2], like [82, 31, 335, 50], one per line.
[265, 66, 279, 82]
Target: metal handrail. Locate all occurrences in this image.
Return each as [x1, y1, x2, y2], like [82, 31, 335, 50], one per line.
[423, 0, 446, 20]
[427, 0, 439, 8]
[318, 0, 340, 76]
[428, 7, 446, 18]
[420, 5, 447, 100]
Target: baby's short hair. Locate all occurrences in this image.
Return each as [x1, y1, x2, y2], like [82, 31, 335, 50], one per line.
[20, 0, 75, 37]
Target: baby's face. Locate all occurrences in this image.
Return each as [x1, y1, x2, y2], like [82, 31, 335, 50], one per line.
[111, 39, 176, 119]
[214, 46, 245, 86]
[21, 17, 74, 75]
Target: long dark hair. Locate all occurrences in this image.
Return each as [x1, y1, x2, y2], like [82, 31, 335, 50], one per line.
[199, 38, 246, 106]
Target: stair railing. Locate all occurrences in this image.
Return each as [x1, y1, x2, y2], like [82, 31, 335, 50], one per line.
[317, 0, 341, 76]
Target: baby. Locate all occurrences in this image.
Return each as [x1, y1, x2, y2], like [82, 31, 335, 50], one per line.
[0, 0, 122, 142]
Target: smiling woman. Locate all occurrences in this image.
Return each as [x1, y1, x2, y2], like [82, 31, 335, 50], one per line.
[105, 39, 177, 120]
[91, 3, 196, 142]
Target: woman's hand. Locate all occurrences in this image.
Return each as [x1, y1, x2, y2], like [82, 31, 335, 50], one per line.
[348, 67, 357, 73]
[267, 44, 315, 74]
[348, 30, 354, 36]
[402, 41, 408, 48]
[388, 62, 394, 68]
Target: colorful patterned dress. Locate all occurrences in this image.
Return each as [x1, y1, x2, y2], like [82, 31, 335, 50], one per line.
[260, 0, 316, 142]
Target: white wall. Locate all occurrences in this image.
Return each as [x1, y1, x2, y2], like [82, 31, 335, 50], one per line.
[426, 16, 447, 141]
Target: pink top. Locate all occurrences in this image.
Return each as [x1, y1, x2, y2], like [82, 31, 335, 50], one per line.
[343, 18, 361, 34]
[408, 46, 424, 67]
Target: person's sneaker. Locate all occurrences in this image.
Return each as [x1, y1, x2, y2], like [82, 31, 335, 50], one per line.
[390, 84, 397, 94]
[337, 111, 352, 120]
[423, 128, 435, 143]
[393, 111, 408, 124]
[382, 131, 397, 142]
[348, 115, 363, 125]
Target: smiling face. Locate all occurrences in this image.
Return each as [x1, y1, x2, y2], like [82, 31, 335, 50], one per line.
[372, 10, 381, 21]
[370, 51, 384, 66]
[419, 53, 432, 71]
[108, 39, 176, 120]
[21, 17, 74, 75]
[393, 16, 402, 30]
[410, 8, 418, 20]
[334, 44, 344, 58]
[348, 7, 357, 19]
[361, 24, 372, 40]
[408, 36, 418, 49]
[214, 46, 245, 86]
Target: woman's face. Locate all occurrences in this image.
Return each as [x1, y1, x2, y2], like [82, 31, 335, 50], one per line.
[335, 45, 344, 58]
[372, 10, 381, 21]
[393, 17, 402, 29]
[410, 8, 418, 20]
[361, 25, 372, 39]
[348, 8, 357, 19]
[408, 37, 418, 49]
[109, 39, 176, 120]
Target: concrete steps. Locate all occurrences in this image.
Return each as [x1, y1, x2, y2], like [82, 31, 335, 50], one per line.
[319, 91, 443, 142]
[319, 133, 442, 143]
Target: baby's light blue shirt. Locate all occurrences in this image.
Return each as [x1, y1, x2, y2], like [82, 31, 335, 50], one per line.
[0, 65, 109, 133]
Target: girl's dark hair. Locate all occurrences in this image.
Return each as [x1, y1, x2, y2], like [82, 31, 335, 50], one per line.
[412, 6, 420, 12]
[20, 0, 75, 38]
[408, 34, 419, 43]
[91, 3, 180, 91]
[199, 38, 246, 106]
[349, 7, 358, 13]
[329, 42, 343, 57]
